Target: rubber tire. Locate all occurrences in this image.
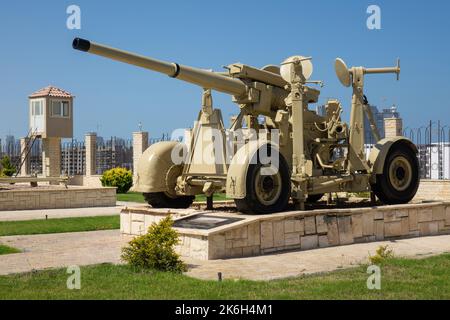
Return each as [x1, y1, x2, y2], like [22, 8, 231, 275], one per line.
[306, 194, 325, 203]
[143, 192, 195, 209]
[371, 143, 419, 205]
[234, 153, 290, 215]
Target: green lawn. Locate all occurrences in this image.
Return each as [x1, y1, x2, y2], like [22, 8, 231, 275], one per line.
[0, 216, 119, 237]
[117, 192, 229, 203]
[0, 244, 21, 255]
[117, 192, 146, 203]
[1, 254, 450, 299]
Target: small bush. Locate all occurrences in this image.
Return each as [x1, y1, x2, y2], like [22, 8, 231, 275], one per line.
[121, 216, 187, 273]
[0, 156, 16, 177]
[369, 245, 394, 265]
[100, 167, 132, 193]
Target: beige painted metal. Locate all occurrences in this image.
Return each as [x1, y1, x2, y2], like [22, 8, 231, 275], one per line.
[73, 38, 417, 213]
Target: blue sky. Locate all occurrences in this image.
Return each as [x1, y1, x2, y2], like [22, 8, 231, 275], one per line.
[1, 0, 450, 140]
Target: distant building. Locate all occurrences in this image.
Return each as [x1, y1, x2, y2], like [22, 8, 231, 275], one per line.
[364, 105, 400, 144]
[61, 140, 85, 176]
[316, 105, 327, 117]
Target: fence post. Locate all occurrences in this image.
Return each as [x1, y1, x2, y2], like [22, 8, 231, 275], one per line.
[85, 132, 97, 176]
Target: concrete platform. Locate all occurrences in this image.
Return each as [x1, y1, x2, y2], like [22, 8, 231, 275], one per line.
[0, 184, 116, 211]
[121, 201, 450, 260]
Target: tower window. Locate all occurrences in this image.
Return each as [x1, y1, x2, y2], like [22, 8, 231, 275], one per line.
[51, 101, 70, 118]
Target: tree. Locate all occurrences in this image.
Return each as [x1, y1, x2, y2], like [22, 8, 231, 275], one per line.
[0, 156, 16, 177]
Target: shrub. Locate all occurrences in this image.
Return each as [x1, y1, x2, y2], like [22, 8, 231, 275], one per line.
[100, 167, 132, 193]
[0, 156, 16, 177]
[121, 216, 186, 272]
[369, 245, 394, 265]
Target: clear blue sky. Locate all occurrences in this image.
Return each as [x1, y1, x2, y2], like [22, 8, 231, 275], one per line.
[1, 0, 449, 140]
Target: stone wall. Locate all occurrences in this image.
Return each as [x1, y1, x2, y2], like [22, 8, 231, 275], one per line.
[201, 203, 450, 260]
[415, 180, 450, 201]
[121, 202, 450, 261]
[0, 187, 116, 211]
[68, 175, 103, 188]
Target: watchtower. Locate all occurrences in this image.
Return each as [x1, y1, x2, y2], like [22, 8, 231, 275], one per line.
[21, 86, 74, 178]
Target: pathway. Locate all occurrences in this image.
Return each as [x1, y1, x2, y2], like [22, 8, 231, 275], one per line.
[1, 230, 450, 280]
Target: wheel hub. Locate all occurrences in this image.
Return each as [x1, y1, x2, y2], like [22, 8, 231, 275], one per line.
[254, 166, 282, 206]
[262, 176, 275, 192]
[388, 156, 413, 192]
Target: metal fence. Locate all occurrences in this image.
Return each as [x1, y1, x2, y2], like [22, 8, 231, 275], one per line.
[403, 121, 450, 180]
[1, 134, 172, 176]
[2, 127, 449, 179]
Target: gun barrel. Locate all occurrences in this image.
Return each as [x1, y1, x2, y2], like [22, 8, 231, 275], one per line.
[72, 38, 247, 96]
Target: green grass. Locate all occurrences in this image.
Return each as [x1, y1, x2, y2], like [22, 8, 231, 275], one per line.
[117, 192, 229, 203]
[117, 192, 146, 203]
[0, 244, 21, 255]
[1, 254, 450, 299]
[0, 216, 119, 237]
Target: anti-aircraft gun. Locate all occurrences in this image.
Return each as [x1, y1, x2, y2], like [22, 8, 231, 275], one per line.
[73, 38, 419, 214]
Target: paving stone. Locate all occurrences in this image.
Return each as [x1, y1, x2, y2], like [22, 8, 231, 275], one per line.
[318, 235, 330, 248]
[396, 210, 409, 218]
[304, 216, 316, 235]
[384, 221, 402, 238]
[284, 220, 295, 233]
[326, 216, 340, 246]
[284, 233, 301, 246]
[418, 208, 433, 223]
[409, 209, 418, 231]
[438, 220, 446, 232]
[374, 211, 384, 220]
[401, 217, 410, 236]
[351, 214, 363, 238]
[419, 222, 439, 236]
[242, 246, 260, 257]
[384, 211, 399, 222]
[247, 222, 261, 246]
[225, 247, 243, 258]
[209, 234, 226, 259]
[226, 226, 248, 240]
[316, 215, 328, 234]
[338, 216, 354, 245]
[362, 212, 375, 236]
[294, 218, 305, 235]
[375, 220, 384, 241]
[231, 238, 248, 248]
[432, 206, 445, 221]
[273, 221, 285, 247]
[260, 221, 274, 249]
[301, 235, 319, 250]
[446, 206, 450, 226]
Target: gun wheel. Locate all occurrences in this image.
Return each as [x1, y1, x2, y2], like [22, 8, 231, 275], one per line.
[234, 150, 290, 214]
[143, 192, 194, 209]
[371, 143, 419, 205]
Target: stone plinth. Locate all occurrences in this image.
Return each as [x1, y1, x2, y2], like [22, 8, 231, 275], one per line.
[122, 201, 450, 260]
